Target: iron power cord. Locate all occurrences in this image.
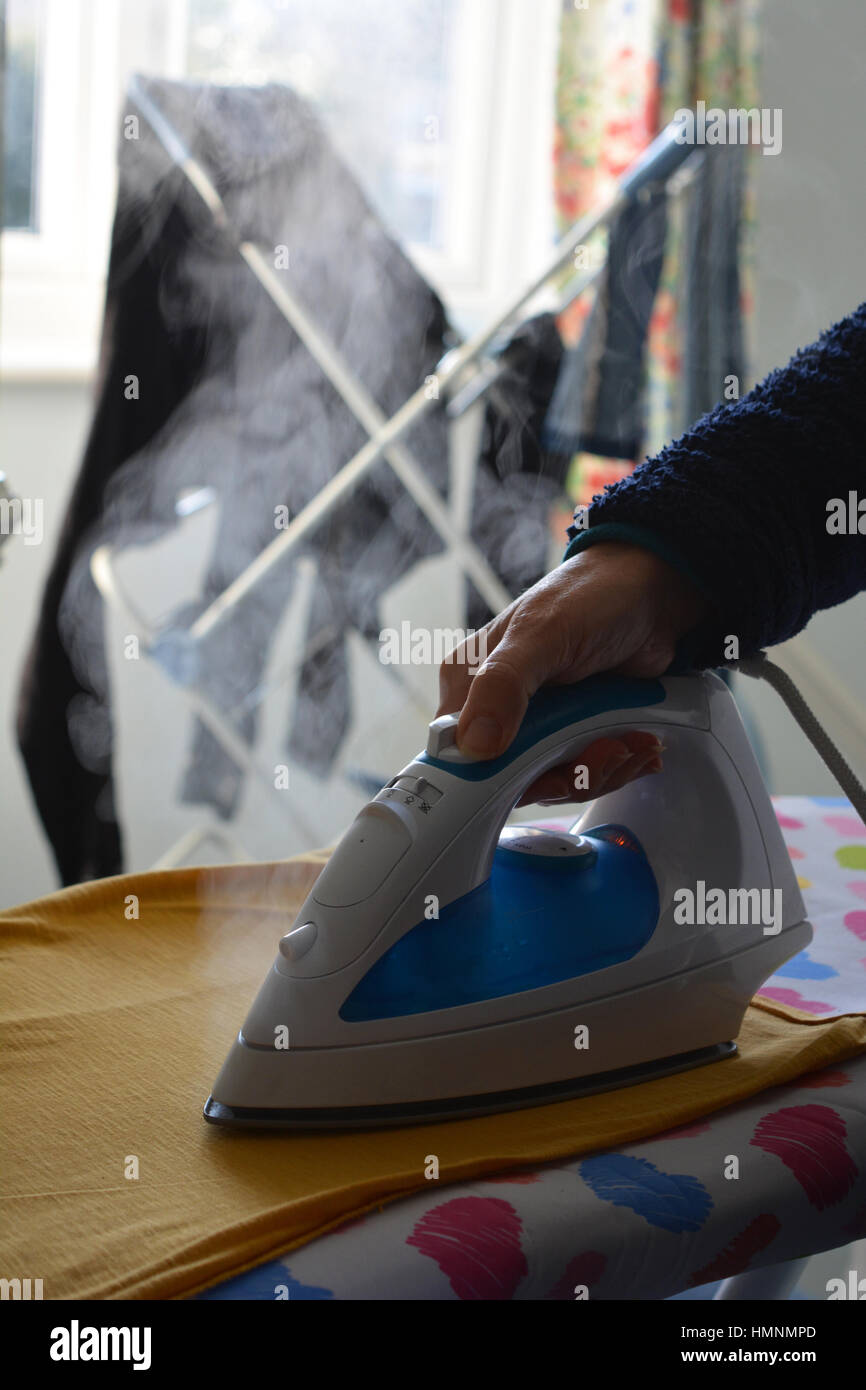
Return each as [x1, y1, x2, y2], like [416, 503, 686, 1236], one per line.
[735, 651, 866, 824]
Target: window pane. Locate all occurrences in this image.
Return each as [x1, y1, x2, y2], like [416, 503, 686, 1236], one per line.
[185, 0, 456, 248]
[2, 0, 44, 232]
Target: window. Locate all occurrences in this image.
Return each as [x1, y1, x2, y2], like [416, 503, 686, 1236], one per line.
[187, 0, 457, 252]
[186, 0, 561, 329]
[1, 0, 558, 377]
[2, 0, 44, 231]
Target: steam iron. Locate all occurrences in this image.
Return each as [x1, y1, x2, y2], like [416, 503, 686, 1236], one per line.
[204, 671, 811, 1129]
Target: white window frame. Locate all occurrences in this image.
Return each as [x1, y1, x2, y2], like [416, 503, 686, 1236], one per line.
[1, 0, 560, 381]
[1, 0, 121, 379]
[0, 0, 187, 380]
[414, 0, 560, 336]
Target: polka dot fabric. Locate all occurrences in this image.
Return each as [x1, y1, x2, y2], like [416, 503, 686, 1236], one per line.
[757, 797, 866, 1017]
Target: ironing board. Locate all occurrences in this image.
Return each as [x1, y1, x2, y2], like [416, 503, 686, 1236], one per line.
[199, 795, 866, 1300]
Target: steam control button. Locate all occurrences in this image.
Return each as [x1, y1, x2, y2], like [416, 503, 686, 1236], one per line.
[394, 775, 443, 806]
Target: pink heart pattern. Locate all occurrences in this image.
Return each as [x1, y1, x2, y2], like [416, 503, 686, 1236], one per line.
[407, 1197, 528, 1300]
[824, 815, 866, 838]
[751, 1105, 857, 1209]
[844, 911, 866, 942]
[758, 986, 835, 1015]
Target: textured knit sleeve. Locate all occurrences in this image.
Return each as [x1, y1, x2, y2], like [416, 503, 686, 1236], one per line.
[563, 301, 866, 667]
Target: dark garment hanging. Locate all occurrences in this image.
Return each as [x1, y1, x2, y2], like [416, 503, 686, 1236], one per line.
[681, 143, 746, 430]
[16, 194, 210, 884]
[482, 313, 566, 486]
[17, 77, 563, 882]
[466, 312, 566, 631]
[542, 186, 668, 462]
[542, 144, 746, 463]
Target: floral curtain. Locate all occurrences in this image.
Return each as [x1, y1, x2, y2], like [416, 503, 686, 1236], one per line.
[553, 0, 762, 507]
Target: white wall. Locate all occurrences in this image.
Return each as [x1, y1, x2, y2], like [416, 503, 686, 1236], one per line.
[735, 0, 866, 790]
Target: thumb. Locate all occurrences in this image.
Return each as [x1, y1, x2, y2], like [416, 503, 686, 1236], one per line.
[456, 622, 564, 759]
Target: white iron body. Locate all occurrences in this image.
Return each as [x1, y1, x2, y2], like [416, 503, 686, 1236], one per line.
[205, 671, 811, 1127]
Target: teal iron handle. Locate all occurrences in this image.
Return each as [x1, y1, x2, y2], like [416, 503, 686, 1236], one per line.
[419, 674, 666, 782]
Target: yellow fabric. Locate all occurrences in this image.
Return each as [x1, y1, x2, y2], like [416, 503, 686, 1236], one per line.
[2, 858, 865, 1301]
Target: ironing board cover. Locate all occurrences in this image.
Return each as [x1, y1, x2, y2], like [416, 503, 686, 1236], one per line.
[2, 797, 864, 1300]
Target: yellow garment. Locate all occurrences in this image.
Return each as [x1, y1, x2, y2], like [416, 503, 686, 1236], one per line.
[2, 857, 865, 1301]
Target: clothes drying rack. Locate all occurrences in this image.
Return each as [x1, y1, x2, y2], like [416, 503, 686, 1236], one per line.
[91, 86, 703, 866]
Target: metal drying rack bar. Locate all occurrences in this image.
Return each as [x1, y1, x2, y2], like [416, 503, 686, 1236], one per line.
[91, 85, 703, 863]
[126, 77, 701, 645]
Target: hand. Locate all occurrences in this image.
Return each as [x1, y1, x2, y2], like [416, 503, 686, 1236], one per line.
[436, 542, 708, 805]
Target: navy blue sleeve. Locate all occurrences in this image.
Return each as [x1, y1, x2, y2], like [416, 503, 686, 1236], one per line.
[563, 301, 866, 667]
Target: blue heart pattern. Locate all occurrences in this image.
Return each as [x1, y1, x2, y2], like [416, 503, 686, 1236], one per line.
[197, 1260, 333, 1300]
[774, 949, 838, 981]
[579, 1154, 713, 1233]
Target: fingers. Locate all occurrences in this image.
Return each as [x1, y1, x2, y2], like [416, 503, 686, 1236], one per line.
[436, 612, 509, 720]
[517, 736, 631, 806]
[436, 565, 594, 757]
[435, 541, 699, 763]
[597, 747, 662, 796]
[517, 731, 663, 807]
[454, 612, 571, 759]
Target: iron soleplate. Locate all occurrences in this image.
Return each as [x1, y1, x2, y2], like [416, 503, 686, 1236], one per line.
[203, 1040, 736, 1131]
